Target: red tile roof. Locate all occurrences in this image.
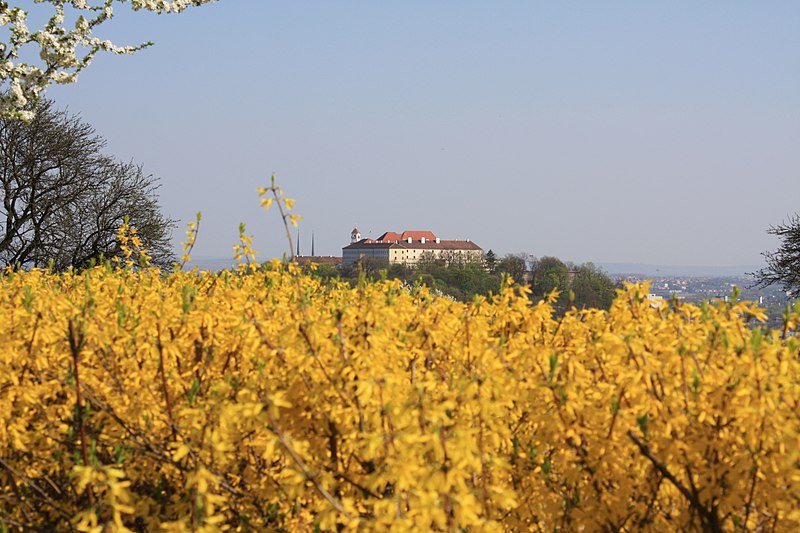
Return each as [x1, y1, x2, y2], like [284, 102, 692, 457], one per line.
[375, 230, 438, 243]
[344, 240, 393, 248]
[402, 230, 437, 241]
[344, 230, 481, 252]
[343, 240, 482, 251]
[375, 231, 402, 242]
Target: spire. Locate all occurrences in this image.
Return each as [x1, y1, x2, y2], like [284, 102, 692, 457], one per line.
[296, 229, 301, 257]
[311, 231, 315, 256]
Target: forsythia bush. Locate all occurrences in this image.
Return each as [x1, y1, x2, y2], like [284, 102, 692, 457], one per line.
[1, 263, 799, 531]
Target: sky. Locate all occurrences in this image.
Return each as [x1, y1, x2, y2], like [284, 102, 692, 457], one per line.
[45, 1, 800, 268]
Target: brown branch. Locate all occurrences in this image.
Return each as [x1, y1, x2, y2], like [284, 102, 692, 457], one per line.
[606, 386, 626, 440]
[744, 417, 766, 528]
[156, 323, 177, 439]
[0, 514, 38, 531]
[0, 456, 72, 520]
[629, 431, 692, 501]
[267, 174, 296, 261]
[267, 412, 354, 520]
[628, 431, 722, 532]
[68, 318, 94, 507]
[299, 323, 352, 408]
[325, 469, 380, 499]
[337, 316, 349, 362]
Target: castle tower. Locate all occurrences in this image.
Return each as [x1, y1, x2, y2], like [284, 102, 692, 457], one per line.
[350, 227, 361, 244]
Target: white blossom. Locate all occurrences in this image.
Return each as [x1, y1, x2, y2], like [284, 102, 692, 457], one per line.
[0, 0, 217, 120]
[9, 80, 25, 105]
[50, 71, 77, 83]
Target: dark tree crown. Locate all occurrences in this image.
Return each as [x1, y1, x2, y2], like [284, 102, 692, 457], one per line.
[751, 214, 800, 297]
[0, 99, 175, 270]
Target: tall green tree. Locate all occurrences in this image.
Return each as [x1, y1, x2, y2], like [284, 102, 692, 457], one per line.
[571, 262, 618, 310]
[530, 256, 570, 300]
[484, 249, 497, 273]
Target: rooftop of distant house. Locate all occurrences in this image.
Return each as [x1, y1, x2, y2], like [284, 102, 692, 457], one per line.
[344, 230, 482, 251]
[376, 230, 437, 242]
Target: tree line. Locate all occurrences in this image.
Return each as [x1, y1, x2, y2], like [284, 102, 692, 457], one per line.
[310, 251, 620, 312]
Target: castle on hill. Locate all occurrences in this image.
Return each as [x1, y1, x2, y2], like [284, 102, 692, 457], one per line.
[342, 228, 482, 266]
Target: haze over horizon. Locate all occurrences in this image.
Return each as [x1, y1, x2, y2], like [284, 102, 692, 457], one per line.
[47, 2, 799, 267]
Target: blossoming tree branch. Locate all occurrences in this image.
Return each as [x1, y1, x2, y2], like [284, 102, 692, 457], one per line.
[0, 0, 216, 120]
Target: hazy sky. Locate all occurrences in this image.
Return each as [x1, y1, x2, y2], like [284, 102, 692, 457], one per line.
[48, 1, 799, 267]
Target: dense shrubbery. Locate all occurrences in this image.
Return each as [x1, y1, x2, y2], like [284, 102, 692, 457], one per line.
[1, 262, 799, 531]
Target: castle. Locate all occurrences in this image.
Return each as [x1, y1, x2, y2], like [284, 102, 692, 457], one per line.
[342, 228, 482, 266]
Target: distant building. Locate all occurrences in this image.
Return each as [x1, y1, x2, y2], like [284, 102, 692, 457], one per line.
[294, 256, 343, 267]
[343, 228, 483, 266]
[292, 230, 343, 267]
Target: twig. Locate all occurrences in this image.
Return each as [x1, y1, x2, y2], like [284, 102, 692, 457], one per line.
[0, 457, 72, 520]
[627, 431, 722, 532]
[298, 323, 352, 407]
[327, 469, 380, 499]
[267, 412, 354, 520]
[156, 323, 177, 439]
[68, 318, 95, 507]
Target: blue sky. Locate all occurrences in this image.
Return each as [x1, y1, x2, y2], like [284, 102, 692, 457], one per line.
[47, 1, 800, 267]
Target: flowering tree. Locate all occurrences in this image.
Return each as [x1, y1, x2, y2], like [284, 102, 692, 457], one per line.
[0, 0, 216, 120]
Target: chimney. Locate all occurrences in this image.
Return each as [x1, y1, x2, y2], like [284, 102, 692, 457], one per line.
[435, 237, 440, 243]
[421, 237, 426, 244]
[407, 237, 412, 243]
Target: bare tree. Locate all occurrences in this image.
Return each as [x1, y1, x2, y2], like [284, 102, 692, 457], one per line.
[751, 214, 800, 297]
[496, 253, 530, 285]
[0, 99, 174, 270]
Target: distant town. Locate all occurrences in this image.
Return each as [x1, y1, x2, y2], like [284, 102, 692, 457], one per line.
[617, 275, 784, 304]
[615, 274, 795, 329]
